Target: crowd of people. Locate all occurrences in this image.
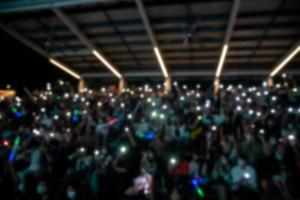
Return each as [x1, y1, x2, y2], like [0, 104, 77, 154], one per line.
[0, 75, 300, 200]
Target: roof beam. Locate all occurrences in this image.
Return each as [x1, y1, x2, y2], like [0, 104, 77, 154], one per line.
[82, 69, 300, 78]
[269, 40, 300, 77]
[0, 0, 114, 14]
[0, 22, 81, 80]
[215, 0, 240, 79]
[52, 7, 122, 79]
[135, 0, 169, 78]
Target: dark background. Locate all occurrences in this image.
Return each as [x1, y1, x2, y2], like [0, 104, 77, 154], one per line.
[0, 29, 77, 91]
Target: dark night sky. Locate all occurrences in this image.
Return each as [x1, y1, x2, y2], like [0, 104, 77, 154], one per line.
[0, 29, 77, 91]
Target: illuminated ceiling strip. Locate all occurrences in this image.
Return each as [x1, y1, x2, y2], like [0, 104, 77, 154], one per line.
[154, 47, 168, 78]
[52, 7, 122, 79]
[215, 0, 240, 79]
[270, 44, 300, 77]
[135, 0, 169, 78]
[92, 50, 122, 79]
[49, 58, 81, 80]
[215, 44, 229, 78]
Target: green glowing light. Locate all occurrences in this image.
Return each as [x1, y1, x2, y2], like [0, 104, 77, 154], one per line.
[14, 136, 20, 146]
[73, 109, 79, 115]
[196, 187, 205, 198]
[12, 108, 17, 113]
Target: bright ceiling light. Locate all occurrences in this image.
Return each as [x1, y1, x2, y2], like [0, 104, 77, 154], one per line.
[154, 46, 169, 78]
[49, 58, 81, 80]
[215, 44, 229, 78]
[92, 50, 122, 79]
[270, 45, 300, 77]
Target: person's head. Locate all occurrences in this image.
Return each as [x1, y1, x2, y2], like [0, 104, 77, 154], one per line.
[66, 185, 77, 199]
[36, 181, 47, 196]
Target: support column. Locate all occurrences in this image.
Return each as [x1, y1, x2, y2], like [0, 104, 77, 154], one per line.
[214, 77, 220, 94]
[118, 78, 125, 93]
[267, 76, 273, 87]
[164, 77, 172, 94]
[78, 78, 86, 93]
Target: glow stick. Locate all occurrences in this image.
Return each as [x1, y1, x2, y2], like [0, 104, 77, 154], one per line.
[192, 176, 206, 198]
[8, 136, 20, 163]
[107, 118, 117, 126]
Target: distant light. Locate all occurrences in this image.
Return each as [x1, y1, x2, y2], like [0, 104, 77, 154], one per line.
[33, 129, 40, 136]
[151, 111, 157, 118]
[80, 147, 85, 153]
[288, 134, 295, 141]
[3, 140, 9, 146]
[196, 84, 201, 89]
[246, 98, 252, 104]
[49, 132, 55, 138]
[159, 113, 165, 119]
[236, 106, 242, 112]
[211, 125, 217, 132]
[94, 149, 100, 156]
[293, 87, 298, 93]
[66, 111, 71, 117]
[256, 112, 262, 117]
[270, 108, 276, 114]
[64, 93, 69, 98]
[180, 96, 185, 101]
[196, 106, 201, 111]
[262, 81, 267, 87]
[127, 114, 133, 120]
[162, 104, 167, 110]
[259, 129, 265, 135]
[97, 102, 102, 107]
[235, 96, 240, 102]
[169, 157, 177, 165]
[264, 91, 269, 96]
[276, 83, 281, 89]
[271, 96, 277, 102]
[288, 107, 293, 113]
[119, 146, 127, 154]
[244, 172, 251, 179]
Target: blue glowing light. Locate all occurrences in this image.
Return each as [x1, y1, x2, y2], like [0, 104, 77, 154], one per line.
[144, 131, 155, 140]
